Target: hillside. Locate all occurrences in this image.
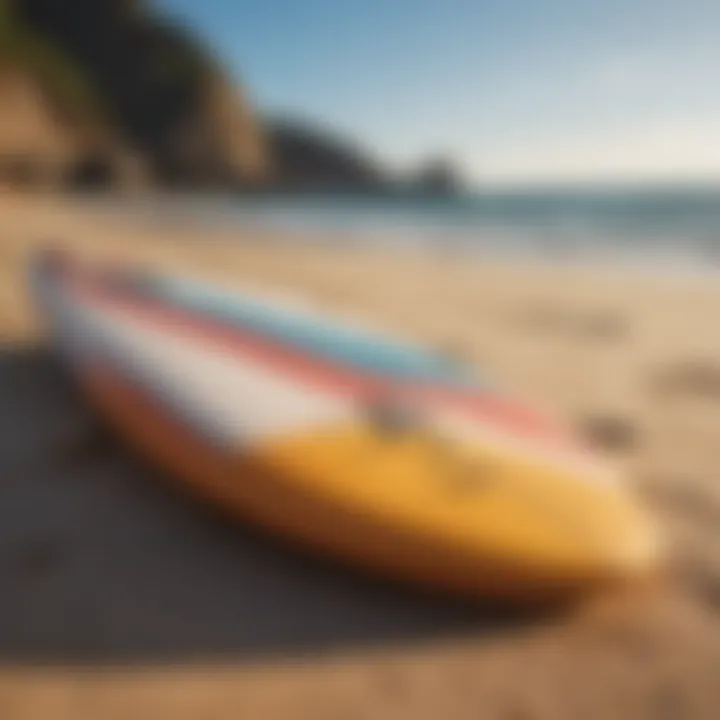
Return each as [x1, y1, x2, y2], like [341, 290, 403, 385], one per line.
[0, 0, 270, 189]
[0, 0, 461, 194]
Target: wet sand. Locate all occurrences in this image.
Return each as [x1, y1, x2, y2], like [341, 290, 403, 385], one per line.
[0, 194, 719, 719]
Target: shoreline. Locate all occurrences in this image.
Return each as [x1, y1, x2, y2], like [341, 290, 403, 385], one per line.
[61, 190, 720, 288]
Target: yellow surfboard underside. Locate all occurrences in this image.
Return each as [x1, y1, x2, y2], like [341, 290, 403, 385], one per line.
[81, 362, 660, 605]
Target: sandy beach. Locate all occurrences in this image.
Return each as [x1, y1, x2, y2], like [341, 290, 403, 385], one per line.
[0, 193, 719, 719]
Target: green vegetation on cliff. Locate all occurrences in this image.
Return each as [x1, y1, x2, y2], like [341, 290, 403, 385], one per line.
[0, 0, 102, 121]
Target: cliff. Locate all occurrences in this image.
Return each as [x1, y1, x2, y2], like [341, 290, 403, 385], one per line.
[1, 0, 270, 189]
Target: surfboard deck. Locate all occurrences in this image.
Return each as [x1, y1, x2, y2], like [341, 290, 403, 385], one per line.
[29, 249, 661, 604]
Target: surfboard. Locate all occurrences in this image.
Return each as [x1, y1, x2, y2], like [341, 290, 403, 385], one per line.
[29, 248, 661, 603]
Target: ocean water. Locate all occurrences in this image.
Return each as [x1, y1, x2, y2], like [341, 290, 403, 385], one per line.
[99, 186, 720, 272]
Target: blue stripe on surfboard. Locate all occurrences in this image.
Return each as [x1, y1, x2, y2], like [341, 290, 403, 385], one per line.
[139, 274, 480, 388]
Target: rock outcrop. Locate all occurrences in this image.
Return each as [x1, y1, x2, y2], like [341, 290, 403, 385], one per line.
[408, 157, 462, 196]
[266, 118, 388, 192]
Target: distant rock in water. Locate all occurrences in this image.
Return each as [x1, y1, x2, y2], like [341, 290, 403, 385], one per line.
[409, 157, 462, 196]
[266, 118, 389, 193]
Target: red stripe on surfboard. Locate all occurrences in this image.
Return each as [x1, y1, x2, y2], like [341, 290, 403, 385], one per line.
[52, 260, 571, 446]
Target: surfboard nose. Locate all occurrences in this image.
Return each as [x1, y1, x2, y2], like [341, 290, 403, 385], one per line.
[492, 458, 663, 592]
[254, 418, 662, 602]
[563, 499, 661, 585]
[602, 520, 662, 581]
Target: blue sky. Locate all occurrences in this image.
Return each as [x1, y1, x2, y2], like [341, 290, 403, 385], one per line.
[154, 0, 720, 186]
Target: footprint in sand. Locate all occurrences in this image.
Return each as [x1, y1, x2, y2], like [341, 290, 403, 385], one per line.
[650, 360, 720, 400]
[576, 413, 638, 453]
[637, 474, 720, 527]
[579, 311, 627, 340]
[512, 304, 626, 341]
[635, 473, 720, 610]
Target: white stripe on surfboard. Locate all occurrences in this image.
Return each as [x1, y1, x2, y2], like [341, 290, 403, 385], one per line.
[38, 272, 356, 447]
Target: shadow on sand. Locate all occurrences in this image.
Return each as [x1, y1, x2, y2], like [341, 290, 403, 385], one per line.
[0, 345, 531, 667]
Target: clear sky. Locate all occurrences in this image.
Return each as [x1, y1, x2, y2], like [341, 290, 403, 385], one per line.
[154, 0, 720, 187]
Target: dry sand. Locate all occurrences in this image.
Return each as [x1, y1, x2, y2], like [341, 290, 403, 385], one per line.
[0, 193, 719, 719]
